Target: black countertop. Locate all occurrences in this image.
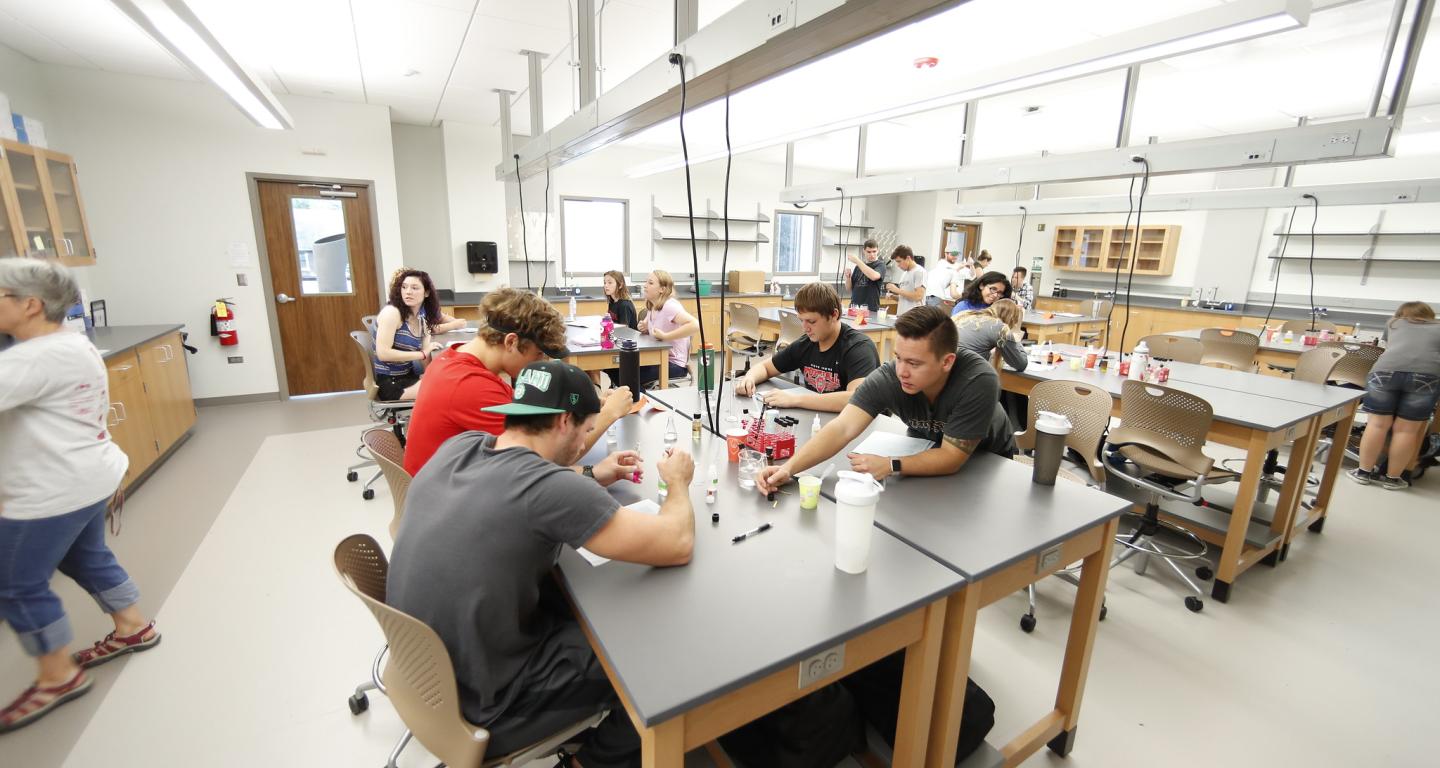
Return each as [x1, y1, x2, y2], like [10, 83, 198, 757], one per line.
[87, 324, 187, 361]
[1042, 293, 1391, 326]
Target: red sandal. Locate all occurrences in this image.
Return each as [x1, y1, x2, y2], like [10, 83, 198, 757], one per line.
[0, 671, 93, 734]
[73, 621, 161, 669]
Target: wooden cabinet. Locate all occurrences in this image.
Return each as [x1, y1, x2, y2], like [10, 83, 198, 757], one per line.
[1051, 224, 1179, 276]
[0, 139, 96, 266]
[105, 331, 195, 491]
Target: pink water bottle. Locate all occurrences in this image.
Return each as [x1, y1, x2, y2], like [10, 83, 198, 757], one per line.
[600, 314, 615, 349]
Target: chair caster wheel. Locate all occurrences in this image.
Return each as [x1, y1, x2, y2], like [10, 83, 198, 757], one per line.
[1099, 604, 1108, 621]
[347, 471, 359, 482]
[1019, 614, 1036, 633]
[1196, 566, 1214, 581]
[1185, 596, 1203, 613]
[348, 693, 368, 715]
[362, 488, 375, 501]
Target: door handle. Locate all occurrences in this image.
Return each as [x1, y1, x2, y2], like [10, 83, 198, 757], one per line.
[114, 402, 127, 422]
[108, 406, 120, 427]
[276, 293, 296, 304]
[159, 345, 172, 362]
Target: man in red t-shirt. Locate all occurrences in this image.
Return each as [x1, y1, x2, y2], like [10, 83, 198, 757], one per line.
[404, 289, 630, 475]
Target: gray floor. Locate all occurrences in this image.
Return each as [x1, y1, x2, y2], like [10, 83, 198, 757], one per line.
[3, 395, 1437, 767]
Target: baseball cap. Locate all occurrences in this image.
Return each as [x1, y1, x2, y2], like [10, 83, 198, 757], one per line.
[482, 360, 602, 416]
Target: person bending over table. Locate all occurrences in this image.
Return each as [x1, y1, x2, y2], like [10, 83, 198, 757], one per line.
[1349, 301, 1440, 491]
[755, 306, 1016, 495]
[0, 260, 160, 733]
[954, 298, 1027, 372]
[883, 245, 926, 315]
[636, 270, 698, 387]
[950, 270, 1013, 315]
[389, 360, 693, 768]
[403, 288, 631, 476]
[844, 239, 886, 314]
[372, 268, 445, 400]
[734, 282, 879, 412]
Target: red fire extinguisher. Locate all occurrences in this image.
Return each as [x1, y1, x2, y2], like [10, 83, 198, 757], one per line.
[210, 299, 238, 346]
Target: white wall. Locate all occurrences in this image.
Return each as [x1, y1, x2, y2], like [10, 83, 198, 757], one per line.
[39, 64, 405, 400]
[0, 43, 53, 132]
[391, 123, 452, 282]
[441, 120, 510, 292]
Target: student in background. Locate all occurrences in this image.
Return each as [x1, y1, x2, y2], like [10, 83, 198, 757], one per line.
[403, 288, 630, 476]
[637, 270, 699, 386]
[734, 282, 879, 412]
[884, 246, 927, 315]
[603, 270, 638, 330]
[1011, 266, 1035, 311]
[951, 271, 1014, 315]
[954, 298, 1027, 372]
[1349, 301, 1440, 490]
[373, 269, 444, 400]
[0, 259, 160, 733]
[844, 239, 885, 313]
[925, 248, 960, 309]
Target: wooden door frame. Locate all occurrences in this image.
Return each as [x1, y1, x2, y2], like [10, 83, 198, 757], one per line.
[246, 173, 386, 400]
[938, 219, 982, 265]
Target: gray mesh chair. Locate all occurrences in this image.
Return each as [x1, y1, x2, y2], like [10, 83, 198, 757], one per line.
[333, 535, 406, 764]
[1199, 328, 1259, 371]
[347, 331, 414, 500]
[776, 309, 804, 352]
[1076, 300, 1112, 345]
[1139, 334, 1204, 364]
[335, 534, 605, 768]
[1314, 341, 1386, 465]
[1012, 380, 1115, 632]
[362, 314, 378, 335]
[724, 302, 766, 378]
[1240, 347, 1347, 500]
[363, 429, 412, 540]
[1105, 381, 1238, 613]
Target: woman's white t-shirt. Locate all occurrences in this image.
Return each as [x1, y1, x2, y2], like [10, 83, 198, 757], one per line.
[0, 331, 129, 520]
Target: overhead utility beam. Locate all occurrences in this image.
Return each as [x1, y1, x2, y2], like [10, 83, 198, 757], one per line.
[675, 0, 699, 44]
[1385, 0, 1435, 132]
[781, 116, 1396, 203]
[520, 50, 548, 137]
[494, 88, 516, 160]
[577, 0, 597, 105]
[948, 178, 1440, 217]
[496, 0, 970, 181]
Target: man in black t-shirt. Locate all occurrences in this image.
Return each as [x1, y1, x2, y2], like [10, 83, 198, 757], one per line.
[844, 239, 885, 313]
[755, 306, 1015, 494]
[735, 282, 879, 412]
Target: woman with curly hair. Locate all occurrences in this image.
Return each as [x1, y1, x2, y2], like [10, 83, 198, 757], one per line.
[372, 269, 447, 401]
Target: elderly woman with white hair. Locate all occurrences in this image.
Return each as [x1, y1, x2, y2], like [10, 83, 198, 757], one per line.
[0, 259, 159, 734]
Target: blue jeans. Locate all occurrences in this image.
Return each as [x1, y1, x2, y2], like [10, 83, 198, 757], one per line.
[1362, 370, 1440, 422]
[0, 497, 139, 657]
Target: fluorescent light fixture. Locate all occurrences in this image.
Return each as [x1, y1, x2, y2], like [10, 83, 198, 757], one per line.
[626, 0, 1310, 178]
[949, 179, 1440, 217]
[111, 0, 293, 130]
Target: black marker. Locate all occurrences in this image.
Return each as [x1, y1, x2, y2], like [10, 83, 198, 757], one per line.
[731, 523, 772, 543]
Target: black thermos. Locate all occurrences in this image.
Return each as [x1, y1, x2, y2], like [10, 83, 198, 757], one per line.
[618, 339, 641, 402]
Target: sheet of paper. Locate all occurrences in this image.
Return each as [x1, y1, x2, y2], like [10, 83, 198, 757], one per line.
[851, 432, 935, 458]
[577, 499, 660, 566]
[1053, 312, 1084, 318]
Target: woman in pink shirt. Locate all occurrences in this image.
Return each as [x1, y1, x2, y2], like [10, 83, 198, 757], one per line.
[636, 270, 698, 386]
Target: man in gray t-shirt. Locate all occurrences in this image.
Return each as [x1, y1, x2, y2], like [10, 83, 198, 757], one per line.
[388, 360, 695, 767]
[756, 306, 1015, 494]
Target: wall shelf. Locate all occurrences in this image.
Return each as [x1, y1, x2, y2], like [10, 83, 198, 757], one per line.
[1265, 209, 1439, 285]
[1272, 230, 1440, 237]
[821, 217, 873, 230]
[653, 206, 769, 223]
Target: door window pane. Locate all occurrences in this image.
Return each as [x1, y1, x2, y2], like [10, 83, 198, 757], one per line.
[291, 197, 352, 295]
[774, 211, 818, 274]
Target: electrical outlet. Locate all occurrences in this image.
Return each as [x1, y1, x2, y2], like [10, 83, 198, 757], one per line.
[1327, 133, 1354, 145]
[1036, 544, 1062, 575]
[1240, 147, 1272, 163]
[227, 356, 244, 364]
[797, 644, 845, 688]
[764, 2, 793, 39]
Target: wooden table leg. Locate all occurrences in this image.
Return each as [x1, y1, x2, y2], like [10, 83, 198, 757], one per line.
[1041, 517, 1118, 758]
[924, 585, 981, 768]
[641, 717, 684, 768]
[1212, 429, 1270, 603]
[1306, 406, 1355, 536]
[659, 356, 670, 388]
[1266, 417, 1320, 565]
[892, 598, 947, 768]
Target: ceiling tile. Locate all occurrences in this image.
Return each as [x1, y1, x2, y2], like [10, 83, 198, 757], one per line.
[353, 0, 470, 99]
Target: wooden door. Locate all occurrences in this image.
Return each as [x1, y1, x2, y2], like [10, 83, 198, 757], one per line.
[107, 352, 159, 489]
[1, 139, 62, 257]
[939, 220, 981, 265]
[257, 180, 381, 396]
[137, 332, 195, 450]
[38, 151, 95, 266]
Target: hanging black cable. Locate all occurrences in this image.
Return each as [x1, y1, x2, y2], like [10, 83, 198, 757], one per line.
[833, 188, 848, 290]
[1013, 206, 1028, 273]
[541, 161, 551, 296]
[1103, 173, 1138, 353]
[1304, 193, 1320, 331]
[669, 52, 715, 432]
[513, 154, 533, 293]
[1261, 204, 1300, 330]
[714, 93, 733, 433]
[1117, 157, 1150, 355]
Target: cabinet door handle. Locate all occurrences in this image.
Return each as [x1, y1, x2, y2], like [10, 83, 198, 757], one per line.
[65, 238, 74, 255]
[113, 364, 133, 372]
[114, 402, 127, 422]
[108, 406, 120, 426]
[160, 345, 173, 362]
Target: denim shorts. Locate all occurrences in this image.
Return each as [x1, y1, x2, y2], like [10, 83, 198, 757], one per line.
[1361, 370, 1440, 421]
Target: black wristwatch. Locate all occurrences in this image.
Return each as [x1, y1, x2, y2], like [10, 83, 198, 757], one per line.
[890, 458, 902, 476]
[582, 465, 595, 479]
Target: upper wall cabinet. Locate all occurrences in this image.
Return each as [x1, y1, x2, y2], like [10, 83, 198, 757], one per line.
[0, 139, 96, 266]
[1050, 224, 1179, 276]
